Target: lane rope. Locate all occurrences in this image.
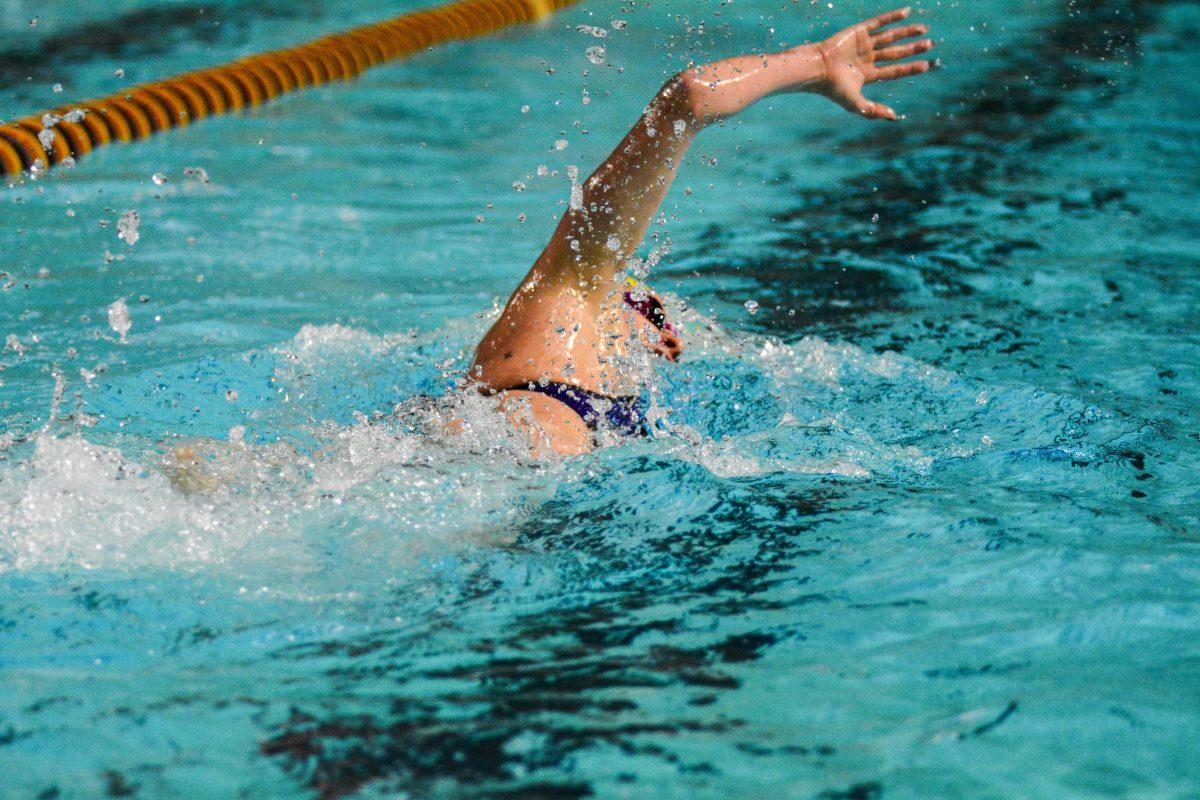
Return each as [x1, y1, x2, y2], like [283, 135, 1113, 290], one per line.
[0, 0, 578, 178]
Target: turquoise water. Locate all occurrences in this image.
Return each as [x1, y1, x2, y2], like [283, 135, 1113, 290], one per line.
[2, 0, 1199, 797]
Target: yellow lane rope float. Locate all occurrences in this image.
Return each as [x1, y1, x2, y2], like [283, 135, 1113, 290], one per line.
[0, 0, 578, 178]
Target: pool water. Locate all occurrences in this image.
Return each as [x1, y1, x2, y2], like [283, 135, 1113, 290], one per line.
[2, 0, 1198, 797]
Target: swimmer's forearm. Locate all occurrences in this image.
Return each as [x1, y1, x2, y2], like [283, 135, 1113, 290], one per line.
[679, 45, 827, 124]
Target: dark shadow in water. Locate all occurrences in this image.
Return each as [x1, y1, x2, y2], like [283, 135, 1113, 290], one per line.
[666, 0, 1163, 337]
[260, 478, 840, 799]
[259, 2, 1170, 798]
[0, 2, 312, 89]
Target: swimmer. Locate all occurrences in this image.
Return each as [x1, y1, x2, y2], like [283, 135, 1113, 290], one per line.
[471, 7, 936, 456]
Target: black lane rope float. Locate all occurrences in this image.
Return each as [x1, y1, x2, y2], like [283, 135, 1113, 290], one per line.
[0, 0, 576, 178]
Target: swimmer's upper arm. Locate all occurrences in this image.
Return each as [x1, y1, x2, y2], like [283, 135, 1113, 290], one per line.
[535, 73, 698, 288]
[535, 9, 934, 287]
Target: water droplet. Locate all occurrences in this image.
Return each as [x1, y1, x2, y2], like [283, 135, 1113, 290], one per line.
[183, 166, 210, 184]
[744, 300, 759, 315]
[5, 334, 27, 354]
[117, 210, 140, 246]
[585, 46, 606, 65]
[107, 299, 131, 342]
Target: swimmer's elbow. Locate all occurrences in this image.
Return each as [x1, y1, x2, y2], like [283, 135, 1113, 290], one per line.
[662, 70, 708, 126]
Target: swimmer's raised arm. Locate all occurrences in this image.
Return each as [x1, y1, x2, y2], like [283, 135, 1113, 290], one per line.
[470, 7, 936, 454]
[537, 6, 934, 286]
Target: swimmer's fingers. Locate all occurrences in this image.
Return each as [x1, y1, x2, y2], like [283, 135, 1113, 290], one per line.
[864, 6, 912, 33]
[873, 38, 934, 63]
[855, 96, 899, 121]
[872, 60, 933, 83]
[836, 88, 898, 121]
[872, 23, 927, 48]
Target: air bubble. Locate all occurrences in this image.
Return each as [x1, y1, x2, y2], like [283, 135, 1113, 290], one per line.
[744, 300, 760, 315]
[585, 46, 606, 65]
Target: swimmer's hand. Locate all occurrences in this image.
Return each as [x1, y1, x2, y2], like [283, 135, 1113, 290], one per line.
[809, 7, 935, 121]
